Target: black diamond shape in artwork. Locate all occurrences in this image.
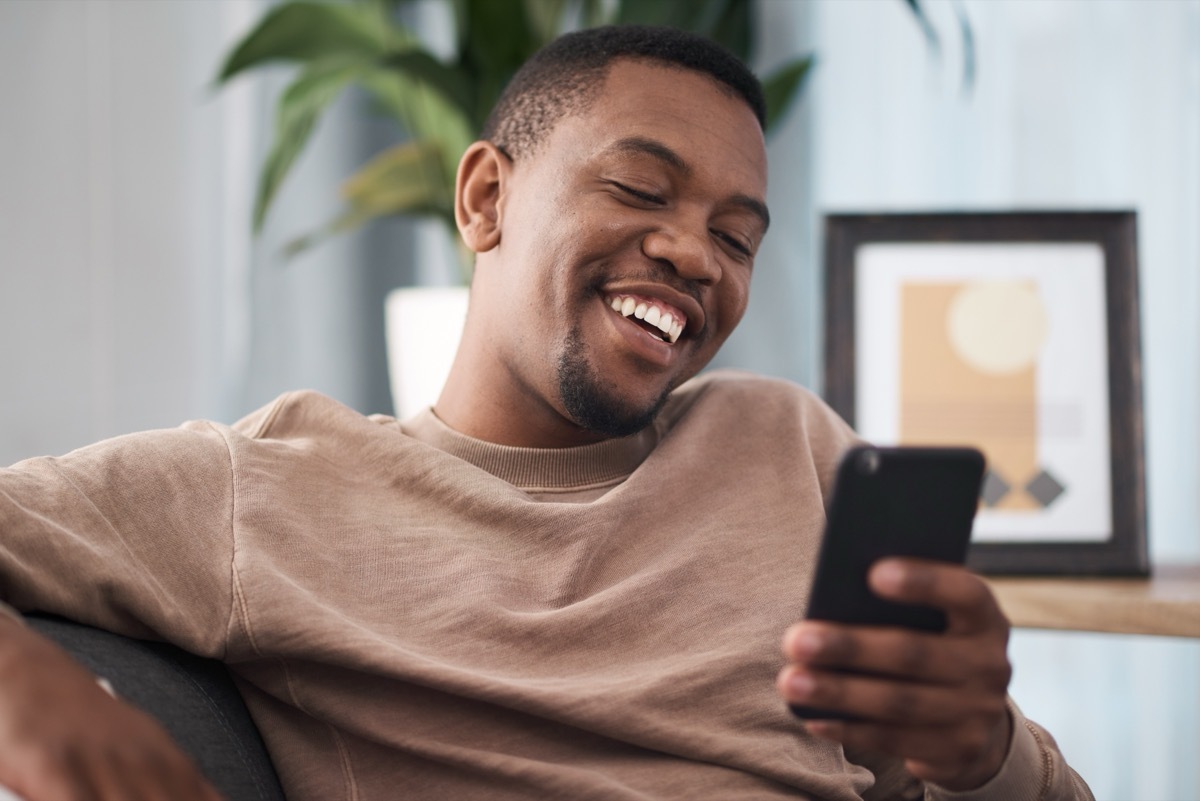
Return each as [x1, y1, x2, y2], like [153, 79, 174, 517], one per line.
[980, 469, 1011, 507]
[1025, 469, 1066, 508]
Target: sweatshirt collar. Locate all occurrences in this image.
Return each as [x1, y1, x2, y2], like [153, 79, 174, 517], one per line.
[400, 408, 659, 490]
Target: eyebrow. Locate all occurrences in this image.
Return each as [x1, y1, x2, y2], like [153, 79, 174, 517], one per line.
[607, 136, 691, 175]
[604, 136, 770, 232]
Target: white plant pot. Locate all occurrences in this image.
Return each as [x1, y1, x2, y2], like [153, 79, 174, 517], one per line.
[385, 286, 469, 419]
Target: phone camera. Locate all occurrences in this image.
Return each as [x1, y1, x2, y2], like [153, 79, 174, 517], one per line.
[857, 448, 881, 476]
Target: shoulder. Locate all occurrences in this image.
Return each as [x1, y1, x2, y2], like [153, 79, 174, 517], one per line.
[229, 390, 394, 442]
[657, 369, 861, 497]
[662, 369, 850, 432]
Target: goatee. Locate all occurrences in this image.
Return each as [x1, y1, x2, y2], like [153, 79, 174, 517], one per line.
[556, 327, 671, 438]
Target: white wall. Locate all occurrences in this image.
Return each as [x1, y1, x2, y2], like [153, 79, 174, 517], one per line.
[0, 0, 408, 467]
[1, 1, 244, 461]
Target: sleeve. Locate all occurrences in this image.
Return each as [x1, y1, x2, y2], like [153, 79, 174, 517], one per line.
[923, 701, 1095, 801]
[0, 420, 239, 659]
[858, 701, 1094, 800]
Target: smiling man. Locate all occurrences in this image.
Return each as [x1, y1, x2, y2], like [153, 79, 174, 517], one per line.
[438, 54, 766, 447]
[0, 25, 1092, 801]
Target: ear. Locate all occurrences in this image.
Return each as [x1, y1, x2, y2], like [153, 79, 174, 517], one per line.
[455, 141, 507, 254]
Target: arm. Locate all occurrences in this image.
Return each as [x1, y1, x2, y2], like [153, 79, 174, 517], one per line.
[0, 422, 238, 651]
[777, 558, 1093, 800]
[0, 422, 243, 798]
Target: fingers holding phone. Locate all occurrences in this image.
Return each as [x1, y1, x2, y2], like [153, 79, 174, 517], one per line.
[779, 560, 1014, 790]
[778, 446, 1015, 790]
[783, 561, 1011, 690]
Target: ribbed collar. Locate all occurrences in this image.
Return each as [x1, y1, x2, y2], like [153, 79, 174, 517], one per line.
[400, 408, 659, 490]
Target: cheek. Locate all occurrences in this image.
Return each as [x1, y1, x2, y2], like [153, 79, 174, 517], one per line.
[714, 271, 752, 336]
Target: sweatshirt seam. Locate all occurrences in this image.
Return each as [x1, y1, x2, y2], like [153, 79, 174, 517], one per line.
[1022, 718, 1053, 801]
[519, 473, 633, 494]
[279, 657, 360, 801]
[248, 391, 294, 439]
[221, 391, 296, 655]
[205, 420, 261, 660]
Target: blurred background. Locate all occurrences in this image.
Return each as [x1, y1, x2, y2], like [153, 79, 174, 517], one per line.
[2, 1, 1198, 797]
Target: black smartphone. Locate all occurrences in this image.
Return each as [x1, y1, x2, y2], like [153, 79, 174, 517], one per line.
[789, 444, 986, 720]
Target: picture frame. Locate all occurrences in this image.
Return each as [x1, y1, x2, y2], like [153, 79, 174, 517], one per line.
[823, 212, 1148, 576]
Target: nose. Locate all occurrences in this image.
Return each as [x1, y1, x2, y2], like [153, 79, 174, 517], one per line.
[641, 224, 722, 285]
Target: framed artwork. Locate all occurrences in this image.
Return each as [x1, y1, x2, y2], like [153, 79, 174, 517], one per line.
[823, 212, 1148, 575]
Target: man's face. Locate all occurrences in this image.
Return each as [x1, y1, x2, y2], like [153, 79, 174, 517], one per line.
[470, 59, 769, 442]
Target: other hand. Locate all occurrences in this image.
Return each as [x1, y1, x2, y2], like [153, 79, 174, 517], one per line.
[0, 616, 223, 801]
[777, 558, 1013, 791]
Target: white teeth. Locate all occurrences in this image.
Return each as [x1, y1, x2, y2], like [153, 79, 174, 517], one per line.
[607, 295, 687, 344]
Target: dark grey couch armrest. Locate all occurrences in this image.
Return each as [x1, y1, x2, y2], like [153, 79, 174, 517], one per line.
[25, 614, 285, 801]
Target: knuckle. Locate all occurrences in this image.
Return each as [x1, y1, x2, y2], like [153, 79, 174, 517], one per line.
[982, 695, 1009, 719]
[962, 690, 1007, 722]
[895, 635, 930, 675]
[881, 685, 920, 721]
[856, 724, 901, 754]
[978, 652, 1013, 690]
[826, 628, 859, 663]
[956, 727, 991, 762]
[782, 624, 804, 658]
[961, 578, 992, 608]
[996, 608, 1013, 640]
[818, 673, 846, 706]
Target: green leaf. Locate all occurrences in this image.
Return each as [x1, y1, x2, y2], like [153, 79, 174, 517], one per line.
[216, 1, 391, 83]
[612, 0, 752, 58]
[580, 0, 615, 28]
[252, 60, 365, 232]
[283, 139, 453, 258]
[706, 0, 753, 62]
[451, 0, 545, 127]
[341, 139, 452, 216]
[902, 0, 941, 57]
[615, 0, 694, 27]
[461, 0, 537, 76]
[382, 48, 475, 124]
[359, 66, 475, 191]
[761, 55, 814, 133]
[952, 0, 976, 93]
[522, 0, 569, 47]
[282, 207, 377, 259]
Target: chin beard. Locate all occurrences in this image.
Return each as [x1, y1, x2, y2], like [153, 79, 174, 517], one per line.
[556, 327, 671, 438]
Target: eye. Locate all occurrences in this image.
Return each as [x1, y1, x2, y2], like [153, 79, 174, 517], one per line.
[711, 229, 754, 258]
[610, 181, 666, 206]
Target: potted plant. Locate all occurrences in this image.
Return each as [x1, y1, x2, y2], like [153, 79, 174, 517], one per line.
[216, 0, 949, 416]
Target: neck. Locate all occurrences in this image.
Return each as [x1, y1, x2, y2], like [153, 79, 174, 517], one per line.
[435, 327, 611, 450]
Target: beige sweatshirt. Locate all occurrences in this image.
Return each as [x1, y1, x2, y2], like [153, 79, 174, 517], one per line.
[0, 370, 1091, 800]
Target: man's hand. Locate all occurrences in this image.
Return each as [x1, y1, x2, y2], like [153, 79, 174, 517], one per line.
[777, 558, 1013, 792]
[0, 616, 223, 801]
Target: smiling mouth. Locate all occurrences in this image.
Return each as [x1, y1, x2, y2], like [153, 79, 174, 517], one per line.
[605, 293, 687, 344]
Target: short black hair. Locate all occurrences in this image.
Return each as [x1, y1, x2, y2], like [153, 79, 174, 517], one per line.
[481, 24, 765, 160]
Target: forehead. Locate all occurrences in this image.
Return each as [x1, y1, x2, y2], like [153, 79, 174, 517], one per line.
[539, 59, 767, 192]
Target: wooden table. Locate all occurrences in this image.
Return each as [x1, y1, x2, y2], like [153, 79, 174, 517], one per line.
[985, 563, 1200, 638]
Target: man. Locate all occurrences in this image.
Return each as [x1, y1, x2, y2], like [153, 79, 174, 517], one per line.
[0, 25, 1091, 801]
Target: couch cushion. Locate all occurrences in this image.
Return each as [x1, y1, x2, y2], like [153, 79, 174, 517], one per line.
[25, 614, 285, 801]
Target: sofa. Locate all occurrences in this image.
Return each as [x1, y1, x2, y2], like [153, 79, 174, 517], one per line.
[25, 614, 286, 801]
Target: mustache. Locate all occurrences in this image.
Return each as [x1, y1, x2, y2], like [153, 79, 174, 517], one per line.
[597, 266, 704, 309]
